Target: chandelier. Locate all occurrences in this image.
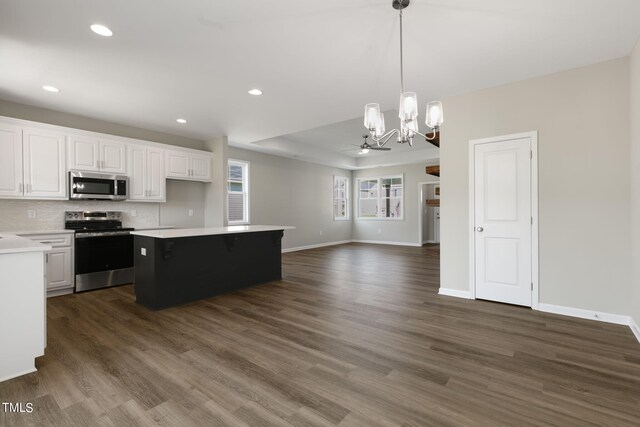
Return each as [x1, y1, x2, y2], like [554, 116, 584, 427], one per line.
[363, 0, 443, 148]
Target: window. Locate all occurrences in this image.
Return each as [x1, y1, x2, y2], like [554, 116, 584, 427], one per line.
[357, 175, 403, 220]
[227, 160, 249, 224]
[333, 176, 350, 220]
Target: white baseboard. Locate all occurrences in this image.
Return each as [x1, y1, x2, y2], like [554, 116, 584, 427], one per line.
[282, 240, 351, 253]
[351, 239, 422, 247]
[423, 239, 437, 244]
[0, 367, 36, 383]
[630, 317, 640, 343]
[537, 303, 630, 326]
[438, 288, 472, 299]
[47, 287, 74, 298]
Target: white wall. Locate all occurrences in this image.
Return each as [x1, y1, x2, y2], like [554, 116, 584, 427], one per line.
[204, 136, 228, 227]
[227, 147, 352, 250]
[159, 180, 206, 228]
[441, 58, 631, 315]
[352, 163, 431, 245]
[630, 39, 640, 329]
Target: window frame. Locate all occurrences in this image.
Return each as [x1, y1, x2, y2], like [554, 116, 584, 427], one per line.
[227, 159, 250, 225]
[356, 174, 405, 221]
[333, 175, 350, 221]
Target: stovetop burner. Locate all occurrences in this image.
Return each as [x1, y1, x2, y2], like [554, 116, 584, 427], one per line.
[64, 211, 134, 233]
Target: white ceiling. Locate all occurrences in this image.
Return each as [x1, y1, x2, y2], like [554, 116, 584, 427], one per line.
[1, 0, 639, 168]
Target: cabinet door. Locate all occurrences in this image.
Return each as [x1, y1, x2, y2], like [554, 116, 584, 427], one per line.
[100, 139, 127, 174]
[0, 124, 24, 197]
[146, 148, 166, 201]
[23, 128, 67, 199]
[165, 150, 190, 179]
[191, 154, 212, 182]
[68, 136, 100, 171]
[46, 247, 72, 290]
[128, 145, 147, 200]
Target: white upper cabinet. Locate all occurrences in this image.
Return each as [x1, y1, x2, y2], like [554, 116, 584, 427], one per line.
[23, 128, 67, 199]
[191, 153, 212, 181]
[127, 145, 165, 202]
[0, 125, 66, 199]
[68, 136, 126, 174]
[0, 115, 213, 202]
[68, 136, 99, 171]
[100, 139, 126, 174]
[165, 150, 189, 179]
[0, 124, 24, 198]
[165, 149, 212, 182]
[146, 148, 165, 200]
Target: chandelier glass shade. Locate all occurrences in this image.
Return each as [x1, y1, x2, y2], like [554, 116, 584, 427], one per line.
[363, 0, 443, 148]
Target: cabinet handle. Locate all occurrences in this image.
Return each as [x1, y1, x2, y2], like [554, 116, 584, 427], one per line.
[45, 253, 49, 263]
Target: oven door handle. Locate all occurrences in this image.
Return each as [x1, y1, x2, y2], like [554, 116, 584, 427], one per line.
[75, 231, 132, 238]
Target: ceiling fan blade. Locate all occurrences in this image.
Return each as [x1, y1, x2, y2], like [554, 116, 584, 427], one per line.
[370, 147, 391, 151]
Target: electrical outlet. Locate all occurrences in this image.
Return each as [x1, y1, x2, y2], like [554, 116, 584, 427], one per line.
[188, 209, 194, 217]
[131, 210, 138, 217]
[319, 230, 323, 236]
[27, 209, 36, 219]
[141, 248, 147, 256]
[377, 228, 382, 233]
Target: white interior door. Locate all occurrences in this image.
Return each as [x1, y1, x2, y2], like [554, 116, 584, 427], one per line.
[474, 137, 532, 307]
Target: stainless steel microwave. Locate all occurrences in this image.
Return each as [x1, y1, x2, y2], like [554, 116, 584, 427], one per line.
[69, 171, 128, 201]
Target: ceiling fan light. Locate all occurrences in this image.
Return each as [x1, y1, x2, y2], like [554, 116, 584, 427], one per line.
[426, 101, 444, 128]
[399, 92, 418, 121]
[361, 148, 370, 154]
[364, 103, 382, 130]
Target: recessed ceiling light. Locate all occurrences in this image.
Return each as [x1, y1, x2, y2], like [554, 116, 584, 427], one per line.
[90, 24, 113, 37]
[42, 85, 60, 93]
[248, 89, 263, 96]
[176, 118, 187, 124]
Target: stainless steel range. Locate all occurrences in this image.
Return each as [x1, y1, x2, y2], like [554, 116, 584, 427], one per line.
[65, 211, 134, 292]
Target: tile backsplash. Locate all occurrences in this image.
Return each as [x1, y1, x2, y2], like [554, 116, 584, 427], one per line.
[0, 199, 160, 231]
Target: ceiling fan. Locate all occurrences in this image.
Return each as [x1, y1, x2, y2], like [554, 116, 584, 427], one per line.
[359, 134, 391, 153]
[340, 135, 392, 155]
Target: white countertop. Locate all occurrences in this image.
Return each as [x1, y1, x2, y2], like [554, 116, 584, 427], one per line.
[130, 225, 295, 239]
[0, 234, 52, 255]
[12, 229, 74, 236]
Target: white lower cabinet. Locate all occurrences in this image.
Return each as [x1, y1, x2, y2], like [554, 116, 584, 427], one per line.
[46, 248, 72, 290]
[18, 232, 75, 296]
[128, 145, 166, 202]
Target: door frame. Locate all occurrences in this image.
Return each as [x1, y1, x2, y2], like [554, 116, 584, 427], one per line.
[417, 179, 440, 245]
[468, 131, 539, 309]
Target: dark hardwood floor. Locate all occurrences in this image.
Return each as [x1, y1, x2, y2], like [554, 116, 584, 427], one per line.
[1, 243, 639, 426]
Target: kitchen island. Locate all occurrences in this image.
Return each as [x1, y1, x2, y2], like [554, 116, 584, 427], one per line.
[131, 225, 294, 310]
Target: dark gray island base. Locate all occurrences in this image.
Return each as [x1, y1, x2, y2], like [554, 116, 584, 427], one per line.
[132, 226, 293, 310]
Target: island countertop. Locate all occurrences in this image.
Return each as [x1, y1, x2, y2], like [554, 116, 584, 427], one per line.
[130, 225, 295, 239]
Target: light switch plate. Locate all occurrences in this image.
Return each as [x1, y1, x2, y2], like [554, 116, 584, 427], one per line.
[188, 209, 194, 217]
[131, 210, 138, 217]
[141, 248, 146, 256]
[27, 209, 36, 219]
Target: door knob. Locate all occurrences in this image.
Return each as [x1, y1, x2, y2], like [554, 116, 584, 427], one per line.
[476, 226, 484, 232]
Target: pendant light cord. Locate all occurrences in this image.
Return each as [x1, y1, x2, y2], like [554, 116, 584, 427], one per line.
[399, 6, 404, 94]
